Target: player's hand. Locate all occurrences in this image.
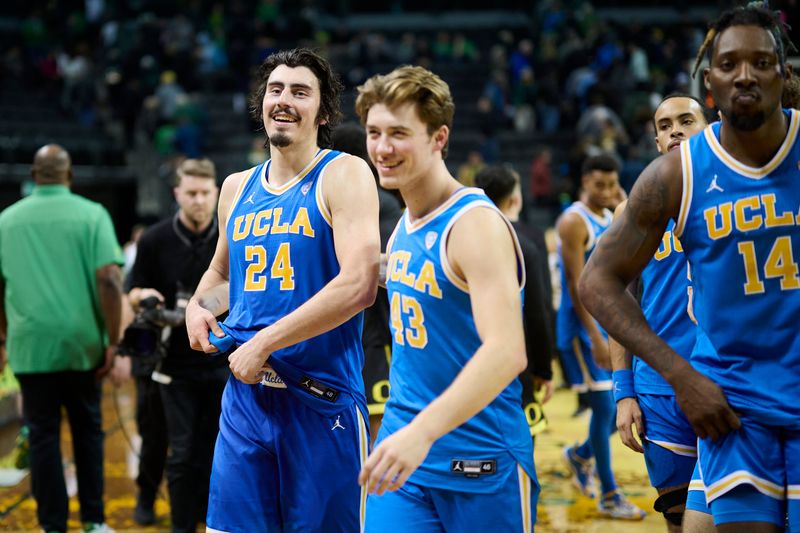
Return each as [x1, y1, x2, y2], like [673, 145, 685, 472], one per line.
[673, 369, 740, 441]
[359, 422, 434, 495]
[109, 355, 132, 387]
[590, 335, 611, 370]
[96, 344, 117, 379]
[534, 377, 554, 404]
[616, 397, 645, 453]
[186, 299, 225, 353]
[228, 337, 270, 384]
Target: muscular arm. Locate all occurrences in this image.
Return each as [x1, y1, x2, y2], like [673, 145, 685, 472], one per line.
[608, 200, 635, 373]
[229, 156, 380, 380]
[579, 151, 739, 439]
[361, 208, 526, 493]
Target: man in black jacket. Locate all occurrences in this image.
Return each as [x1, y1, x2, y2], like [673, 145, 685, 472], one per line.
[475, 164, 555, 437]
[126, 158, 228, 532]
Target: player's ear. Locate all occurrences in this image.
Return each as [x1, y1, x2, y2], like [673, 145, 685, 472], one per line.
[433, 125, 449, 153]
[703, 67, 711, 92]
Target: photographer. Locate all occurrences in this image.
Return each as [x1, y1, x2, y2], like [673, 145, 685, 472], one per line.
[126, 158, 228, 533]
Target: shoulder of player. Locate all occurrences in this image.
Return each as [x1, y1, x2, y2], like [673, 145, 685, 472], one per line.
[323, 153, 373, 183]
[220, 168, 253, 198]
[613, 199, 628, 220]
[556, 209, 588, 242]
[627, 150, 682, 223]
[449, 205, 512, 252]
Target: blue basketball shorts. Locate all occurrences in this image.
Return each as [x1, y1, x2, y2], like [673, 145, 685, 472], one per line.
[685, 461, 710, 514]
[364, 464, 536, 532]
[556, 309, 610, 391]
[206, 376, 370, 532]
[638, 393, 697, 490]
[698, 416, 800, 529]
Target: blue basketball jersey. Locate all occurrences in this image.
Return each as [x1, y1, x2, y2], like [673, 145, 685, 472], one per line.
[223, 149, 366, 415]
[675, 109, 800, 428]
[633, 219, 697, 395]
[556, 202, 612, 337]
[379, 187, 537, 494]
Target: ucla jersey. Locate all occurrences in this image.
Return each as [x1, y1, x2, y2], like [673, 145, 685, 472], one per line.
[224, 149, 366, 414]
[633, 219, 697, 395]
[676, 109, 800, 427]
[379, 187, 537, 493]
[557, 202, 613, 315]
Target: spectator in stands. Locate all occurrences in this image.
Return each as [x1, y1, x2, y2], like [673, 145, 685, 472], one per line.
[456, 150, 486, 187]
[0, 144, 122, 533]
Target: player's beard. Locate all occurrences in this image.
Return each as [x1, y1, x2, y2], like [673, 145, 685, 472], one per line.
[268, 132, 292, 148]
[727, 109, 766, 131]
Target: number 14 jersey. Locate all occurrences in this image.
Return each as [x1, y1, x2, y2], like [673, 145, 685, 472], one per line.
[675, 109, 800, 428]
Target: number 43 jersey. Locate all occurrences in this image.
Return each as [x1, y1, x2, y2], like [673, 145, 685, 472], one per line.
[223, 149, 366, 414]
[675, 108, 800, 428]
[380, 187, 537, 494]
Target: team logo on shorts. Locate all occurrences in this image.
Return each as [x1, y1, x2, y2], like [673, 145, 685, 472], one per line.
[425, 231, 438, 249]
[331, 415, 346, 431]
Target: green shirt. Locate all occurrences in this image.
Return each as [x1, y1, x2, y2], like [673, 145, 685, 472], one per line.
[0, 185, 123, 373]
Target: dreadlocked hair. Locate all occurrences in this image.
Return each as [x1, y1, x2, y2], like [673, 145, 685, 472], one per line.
[691, 1, 797, 78]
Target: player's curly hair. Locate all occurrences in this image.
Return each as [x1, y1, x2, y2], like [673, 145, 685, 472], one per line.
[249, 48, 343, 148]
[692, 2, 797, 78]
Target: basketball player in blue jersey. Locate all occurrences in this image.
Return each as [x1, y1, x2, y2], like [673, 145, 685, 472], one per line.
[557, 154, 645, 519]
[184, 48, 380, 532]
[355, 66, 538, 532]
[609, 93, 713, 532]
[580, 5, 799, 532]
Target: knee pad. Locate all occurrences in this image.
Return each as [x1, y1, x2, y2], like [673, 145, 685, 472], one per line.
[654, 486, 688, 526]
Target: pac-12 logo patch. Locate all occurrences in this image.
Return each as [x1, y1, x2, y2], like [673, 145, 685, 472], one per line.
[301, 182, 312, 196]
[425, 231, 438, 249]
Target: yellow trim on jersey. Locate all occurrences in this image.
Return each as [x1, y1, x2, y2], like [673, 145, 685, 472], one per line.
[314, 153, 343, 228]
[517, 465, 533, 533]
[226, 165, 261, 231]
[704, 470, 784, 502]
[644, 437, 697, 457]
[260, 149, 330, 195]
[674, 140, 694, 239]
[688, 479, 705, 492]
[788, 485, 800, 499]
[356, 407, 369, 531]
[705, 108, 799, 180]
[403, 187, 480, 233]
[439, 202, 525, 294]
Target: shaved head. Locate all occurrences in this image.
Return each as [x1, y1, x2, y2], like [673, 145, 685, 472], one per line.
[32, 144, 71, 184]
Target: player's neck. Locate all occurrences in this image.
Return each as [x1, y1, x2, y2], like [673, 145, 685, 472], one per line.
[579, 200, 605, 216]
[401, 162, 460, 221]
[720, 107, 789, 168]
[267, 142, 321, 186]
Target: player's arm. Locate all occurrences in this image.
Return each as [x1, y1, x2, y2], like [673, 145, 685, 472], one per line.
[578, 152, 739, 440]
[360, 208, 526, 494]
[185, 170, 243, 352]
[606, 200, 646, 452]
[520, 239, 554, 403]
[557, 210, 609, 368]
[228, 156, 379, 383]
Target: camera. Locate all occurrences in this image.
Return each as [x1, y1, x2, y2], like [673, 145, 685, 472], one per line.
[118, 290, 190, 361]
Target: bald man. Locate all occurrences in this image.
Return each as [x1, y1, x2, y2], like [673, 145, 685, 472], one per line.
[0, 145, 123, 533]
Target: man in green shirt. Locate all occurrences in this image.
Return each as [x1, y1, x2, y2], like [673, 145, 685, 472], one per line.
[0, 144, 123, 533]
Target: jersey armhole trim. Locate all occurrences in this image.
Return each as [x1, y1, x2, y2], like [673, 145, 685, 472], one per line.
[674, 141, 693, 239]
[314, 153, 345, 228]
[226, 163, 262, 232]
[439, 201, 526, 294]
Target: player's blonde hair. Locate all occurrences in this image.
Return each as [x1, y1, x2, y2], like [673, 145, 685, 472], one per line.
[355, 66, 455, 158]
[175, 158, 217, 186]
